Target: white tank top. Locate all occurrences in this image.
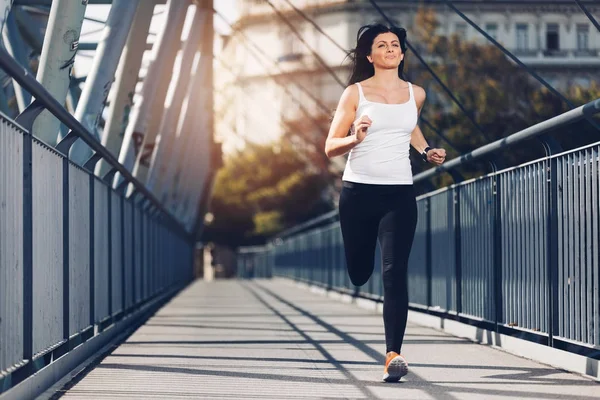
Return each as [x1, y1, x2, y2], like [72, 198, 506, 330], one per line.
[342, 81, 418, 185]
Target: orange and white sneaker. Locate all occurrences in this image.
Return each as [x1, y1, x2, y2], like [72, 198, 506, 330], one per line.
[382, 352, 408, 382]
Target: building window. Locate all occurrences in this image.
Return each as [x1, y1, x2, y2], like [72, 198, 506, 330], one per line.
[577, 24, 589, 50]
[284, 32, 301, 55]
[546, 23, 560, 51]
[455, 22, 467, 39]
[485, 23, 498, 40]
[278, 30, 303, 62]
[516, 23, 528, 50]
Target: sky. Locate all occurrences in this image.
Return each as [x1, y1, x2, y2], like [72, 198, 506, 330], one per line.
[74, 1, 238, 77]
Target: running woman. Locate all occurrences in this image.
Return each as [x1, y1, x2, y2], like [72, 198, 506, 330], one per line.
[325, 23, 446, 382]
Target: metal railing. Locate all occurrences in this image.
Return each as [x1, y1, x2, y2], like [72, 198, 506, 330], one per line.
[238, 98, 600, 359]
[238, 246, 274, 279]
[0, 46, 195, 396]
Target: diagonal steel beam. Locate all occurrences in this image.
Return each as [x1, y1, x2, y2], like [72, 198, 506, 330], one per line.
[575, 0, 600, 33]
[117, 0, 188, 185]
[32, 0, 87, 146]
[2, 9, 33, 112]
[96, 1, 155, 178]
[68, 0, 141, 165]
[146, 6, 206, 200]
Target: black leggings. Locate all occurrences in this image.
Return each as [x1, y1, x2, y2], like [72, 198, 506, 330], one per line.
[338, 181, 418, 354]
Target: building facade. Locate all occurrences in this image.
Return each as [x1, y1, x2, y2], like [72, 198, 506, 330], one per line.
[216, 0, 599, 153]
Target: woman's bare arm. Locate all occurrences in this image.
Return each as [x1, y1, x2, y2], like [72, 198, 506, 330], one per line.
[410, 85, 446, 165]
[325, 85, 368, 158]
[410, 85, 429, 153]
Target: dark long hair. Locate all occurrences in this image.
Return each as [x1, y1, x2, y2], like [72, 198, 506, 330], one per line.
[347, 24, 408, 85]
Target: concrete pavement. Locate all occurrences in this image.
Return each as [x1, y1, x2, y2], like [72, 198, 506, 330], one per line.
[49, 279, 599, 399]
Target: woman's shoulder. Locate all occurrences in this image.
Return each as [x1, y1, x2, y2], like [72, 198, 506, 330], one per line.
[410, 83, 426, 104]
[339, 84, 361, 105]
[410, 83, 425, 93]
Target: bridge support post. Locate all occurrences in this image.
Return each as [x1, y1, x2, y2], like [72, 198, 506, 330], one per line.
[32, 0, 87, 146]
[70, 0, 141, 165]
[146, 5, 207, 198]
[2, 10, 32, 112]
[175, 0, 218, 233]
[95, 1, 155, 178]
[119, 0, 189, 186]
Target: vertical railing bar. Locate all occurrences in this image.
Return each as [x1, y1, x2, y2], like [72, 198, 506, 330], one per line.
[538, 162, 544, 332]
[426, 197, 432, 308]
[519, 169, 525, 329]
[512, 172, 518, 327]
[62, 158, 70, 344]
[140, 210, 144, 302]
[577, 150, 588, 342]
[487, 180, 492, 320]
[558, 156, 565, 339]
[89, 174, 95, 329]
[502, 174, 509, 326]
[120, 196, 125, 313]
[542, 161, 548, 333]
[524, 168, 529, 329]
[511, 171, 517, 328]
[575, 153, 582, 342]
[467, 185, 472, 317]
[107, 187, 113, 319]
[584, 149, 592, 344]
[593, 147, 600, 347]
[494, 172, 503, 331]
[531, 164, 538, 331]
[454, 186, 462, 316]
[473, 184, 477, 318]
[477, 182, 481, 318]
[328, 228, 333, 290]
[517, 170, 524, 328]
[471, 184, 476, 318]
[153, 218, 157, 296]
[526, 163, 545, 330]
[22, 129, 33, 368]
[565, 154, 572, 340]
[505, 173, 512, 327]
[569, 153, 575, 340]
[548, 156, 559, 346]
[131, 201, 136, 308]
[571, 153, 577, 340]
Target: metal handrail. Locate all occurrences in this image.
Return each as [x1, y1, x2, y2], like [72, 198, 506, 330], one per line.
[414, 98, 600, 182]
[275, 97, 600, 238]
[0, 46, 190, 238]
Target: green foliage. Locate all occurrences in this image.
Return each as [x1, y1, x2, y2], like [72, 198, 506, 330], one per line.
[203, 140, 332, 247]
[409, 7, 600, 188]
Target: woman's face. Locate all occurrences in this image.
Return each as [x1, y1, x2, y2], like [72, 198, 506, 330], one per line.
[367, 32, 403, 69]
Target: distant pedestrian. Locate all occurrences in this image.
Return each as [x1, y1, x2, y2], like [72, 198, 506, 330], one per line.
[325, 23, 446, 382]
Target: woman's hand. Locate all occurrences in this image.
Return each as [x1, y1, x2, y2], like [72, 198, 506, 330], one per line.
[426, 148, 446, 165]
[352, 115, 372, 143]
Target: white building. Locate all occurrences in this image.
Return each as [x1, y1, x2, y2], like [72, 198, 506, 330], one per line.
[216, 0, 600, 153]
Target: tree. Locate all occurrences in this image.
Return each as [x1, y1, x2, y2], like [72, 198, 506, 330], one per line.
[407, 7, 600, 188]
[203, 139, 333, 247]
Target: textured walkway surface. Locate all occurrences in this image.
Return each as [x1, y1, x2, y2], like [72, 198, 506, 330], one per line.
[52, 279, 599, 399]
